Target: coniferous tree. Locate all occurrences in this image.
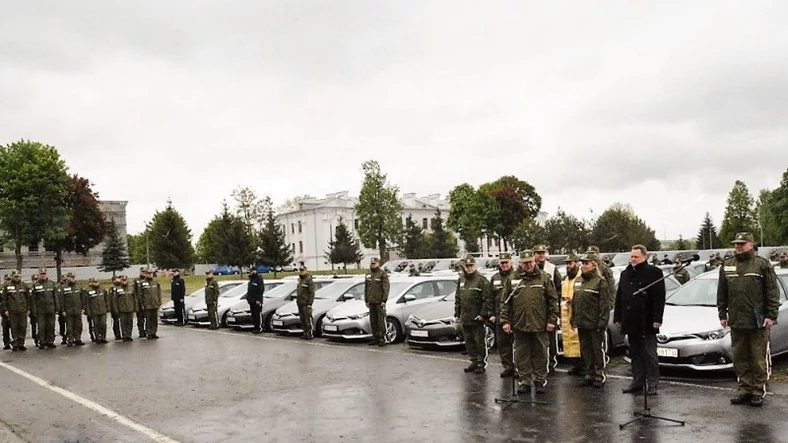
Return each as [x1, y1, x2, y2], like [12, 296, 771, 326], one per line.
[99, 219, 130, 276]
[696, 212, 722, 249]
[258, 207, 293, 277]
[428, 209, 459, 258]
[325, 218, 363, 272]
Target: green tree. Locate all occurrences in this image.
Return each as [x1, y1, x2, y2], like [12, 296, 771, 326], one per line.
[214, 200, 256, 272]
[719, 180, 756, 243]
[764, 170, 788, 245]
[355, 160, 404, 261]
[446, 183, 485, 253]
[756, 187, 785, 246]
[99, 219, 130, 276]
[196, 218, 222, 263]
[479, 175, 542, 251]
[675, 235, 689, 250]
[696, 212, 722, 249]
[146, 200, 195, 269]
[0, 140, 70, 270]
[44, 175, 108, 279]
[325, 217, 363, 272]
[509, 218, 547, 252]
[126, 233, 148, 264]
[589, 203, 661, 252]
[544, 208, 590, 253]
[231, 186, 270, 233]
[401, 214, 428, 259]
[258, 207, 293, 277]
[427, 209, 459, 258]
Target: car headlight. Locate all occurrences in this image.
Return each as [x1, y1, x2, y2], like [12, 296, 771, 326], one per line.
[348, 312, 369, 320]
[188, 308, 193, 314]
[702, 328, 730, 340]
[407, 314, 419, 323]
[438, 317, 455, 325]
[273, 312, 281, 319]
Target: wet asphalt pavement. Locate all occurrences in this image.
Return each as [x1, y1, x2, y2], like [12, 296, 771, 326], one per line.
[1, 324, 787, 442]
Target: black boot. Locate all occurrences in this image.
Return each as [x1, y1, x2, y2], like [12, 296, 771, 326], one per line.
[464, 362, 478, 373]
[731, 393, 752, 405]
[500, 368, 515, 378]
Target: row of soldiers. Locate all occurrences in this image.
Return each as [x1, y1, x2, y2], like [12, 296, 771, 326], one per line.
[454, 245, 615, 393]
[0, 268, 162, 351]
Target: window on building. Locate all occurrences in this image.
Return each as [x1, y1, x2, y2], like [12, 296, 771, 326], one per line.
[291, 243, 296, 252]
[298, 221, 302, 233]
[298, 241, 303, 253]
[354, 219, 359, 230]
[422, 218, 428, 230]
[28, 242, 39, 252]
[291, 223, 295, 234]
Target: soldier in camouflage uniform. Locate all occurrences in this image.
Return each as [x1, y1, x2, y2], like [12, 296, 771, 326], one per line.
[364, 258, 390, 346]
[204, 270, 220, 329]
[779, 253, 788, 269]
[454, 254, 492, 373]
[571, 255, 611, 388]
[718, 233, 780, 407]
[59, 272, 85, 346]
[587, 246, 617, 307]
[501, 250, 559, 393]
[408, 264, 420, 276]
[133, 267, 148, 338]
[296, 264, 315, 340]
[138, 268, 162, 339]
[27, 274, 39, 347]
[111, 275, 137, 341]
[30, 268, 59, 349]
[673, 260, 691, 284]
[83, 278, 110, 344]
[1, 274, 10, 350]
[1, 271, 29, 351]
[489, 252, 516, 377]
[109, 276, 122, 340]
[533, 245, 562, 372]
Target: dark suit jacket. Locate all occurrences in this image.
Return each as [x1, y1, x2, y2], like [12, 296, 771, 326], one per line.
[613, 261, 666, 336]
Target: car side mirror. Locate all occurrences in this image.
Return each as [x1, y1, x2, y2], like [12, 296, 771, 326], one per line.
[403, 294, 416, 302]
[342, 293, 356, 300]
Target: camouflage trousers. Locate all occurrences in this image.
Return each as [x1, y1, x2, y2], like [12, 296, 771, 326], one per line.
[8, 313, 27, 347]
[91, 314, 108, 341]
[36, 314, 57, 345]
[66, 314, 83, 343]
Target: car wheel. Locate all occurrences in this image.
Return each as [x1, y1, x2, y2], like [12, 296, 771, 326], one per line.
[314, 315, 325, 338]
[385, 317, 402, 344]
[484, 324, 495, 350]
[265, 313, 274, 332]
[220, 311, 228, 328]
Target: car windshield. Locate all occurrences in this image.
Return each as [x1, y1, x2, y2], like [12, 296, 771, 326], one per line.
[220, 285, 248, 298]
[389, 282, 414, 297]
[665, 278, 717, 306]
[263, 282, 298, 298]
[314, 281, 361, 299]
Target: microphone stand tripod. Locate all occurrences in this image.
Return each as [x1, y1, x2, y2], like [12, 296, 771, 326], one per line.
[619, 259, 691, 429]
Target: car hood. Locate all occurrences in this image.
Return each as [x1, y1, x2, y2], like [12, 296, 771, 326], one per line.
[659, 305, 722, 335]
[409, 300, 454, 321]
[162, 300, 174, 309]
[326, 300, 367, 318]
[277, 298, 341, 315]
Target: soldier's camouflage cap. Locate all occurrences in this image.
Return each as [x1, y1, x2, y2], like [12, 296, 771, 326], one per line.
[9, 270, 19, 278]
[499, 252, 512, 261]
[533, 245, 548, 253]
[38, 268, 47, 273]
[65, 272, 75, 278]
[139, 266, 146, 272]
[564, 253, 580, 262]
[732, 232, 754, 244]
[463, 254, 476, 265]
[370, 258, 379, 265]
[88, 277, 98, 282]
[519, 250, 535, 262]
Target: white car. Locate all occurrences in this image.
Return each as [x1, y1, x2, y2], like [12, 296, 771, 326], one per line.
[187, 279, 285, 327]
[160, 280, 246, 324]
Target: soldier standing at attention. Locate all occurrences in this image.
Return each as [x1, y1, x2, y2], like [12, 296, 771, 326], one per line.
[364, 258, 389, 347]
[139, 268, 162, 339]
[533, 245, 562, 372]
[571, 255, 611, 388]
[31, 269, 59, 349]
[27, 274, 39, 347]
[57, 275, 69, 344]
[455, 254, 492, 374]
[1, 271, 29, 351]
[133, 267, 147, 338]
[718, 233, 780, 407]
[84, 278, 110, 344]
[113, 275, 137, 341]
[247, 268, 265, 334]
[489, 252, 516, 377]
[297, 264, 315, 340]
[1, 274, 10, 350]
[673, 260, 691, 284]
[501, 250, 559, 393]
[109, 276, 123, 340]
[204, 270, 220, 329]
[171, 269, 186, 326]
[59, 272, 85, 346]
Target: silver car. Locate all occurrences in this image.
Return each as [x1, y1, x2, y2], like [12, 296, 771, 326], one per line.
[322, 276, 458, 343]
[271, 278, 367, 336]
[187, 280, 284, 327]
[159, 280, 245, 324]
[405, 291, 495, 350]
[645, 268, 788, 371]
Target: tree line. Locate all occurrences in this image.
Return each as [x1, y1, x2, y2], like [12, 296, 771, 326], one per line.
[0, 140, 127, 278]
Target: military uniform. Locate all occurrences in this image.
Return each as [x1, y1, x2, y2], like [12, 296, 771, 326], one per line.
[58, 276, 68, 344]
[587, 246, 617, 307]
[204, 272, 220, 329]
[571, 256, 611, 387]
[779, 254, 788, 269]
[455, 255, 492, 373]
[673, 264, 691, 284]
[1, 275, 10, 349]
[171, 270, 186, 325]
[84, 278, 110, 343]
[1, 271, 29, 350]
[109, 277, 122, 340]
[534, 245, 562, 371]
[364, 258, 390, 346]
[111, 277, 136, 341]
[58, 273, 85, 346]
[30, 270, 59, 348]
[133, 268, 148, 337]
[408, 265, 420, 276]
[27, 275, 39, 346]
[717, 233, 780, 406]
[296, 269, 315, 339]
[490, 252, 516, 377]
[138, 270, 162, 338]
[501, 250, 559, 392]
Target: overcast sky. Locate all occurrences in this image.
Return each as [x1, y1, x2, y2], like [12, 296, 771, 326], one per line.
[1, 1, 786, 243]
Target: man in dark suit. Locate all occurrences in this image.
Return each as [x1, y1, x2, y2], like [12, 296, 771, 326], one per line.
[614, 244, 666, 395]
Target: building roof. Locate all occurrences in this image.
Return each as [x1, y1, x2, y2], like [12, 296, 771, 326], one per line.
[277, 191, 449, 215]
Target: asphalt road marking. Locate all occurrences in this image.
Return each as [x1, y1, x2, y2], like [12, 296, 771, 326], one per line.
[172, 326, 743, 393]
[0, 360, 180, 443]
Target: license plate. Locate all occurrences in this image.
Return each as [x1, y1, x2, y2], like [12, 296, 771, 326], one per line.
[272, 320, 283, 326]
[227, 317, 236, 323]
[657, 347, 678, 358]
[188, 315, 195, 320]
[324, 325, 338, 332]
[410, 330, 429, 337]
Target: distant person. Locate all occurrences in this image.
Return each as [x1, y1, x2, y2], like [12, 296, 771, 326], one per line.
[1, 274, 10, 350]
[205, 270, 220, 329]
[133, 267, 148, 338]
[572, 254, 611, 388]
[83, 278, 109, 344]
[659, 254, 673, 265]
[408, 264, 420, 276]
[296, 264, 315, 340]
[673, 261, 690, 284]
[109, 276, 123, 340]
[247, 267, 265, 334]
[454, 254, 491, 374]
[780, 253, 788, 269]
[138, 268, 162, 339]
[718, 233, 779, 407]
[59, 272, 85, 346]
[31, 268, 59, 349]
[533, 244, 562, 372]
[1, 271, 28, 351]
[490, 252, 516, 377]
[111, 275, 136, 341]
[28, 274, 39, 347]
[171, 269, 186, 326]
[364, 258, 389, 347]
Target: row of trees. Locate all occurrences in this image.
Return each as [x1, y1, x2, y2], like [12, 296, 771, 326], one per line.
[0, 140, 130, 278]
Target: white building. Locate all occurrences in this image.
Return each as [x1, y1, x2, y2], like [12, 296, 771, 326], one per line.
[276, 191, 461, 271]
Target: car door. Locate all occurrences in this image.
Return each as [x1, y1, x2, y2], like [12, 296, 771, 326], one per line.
[394, 281, 442, 321]
[771, 276, 788, 355]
